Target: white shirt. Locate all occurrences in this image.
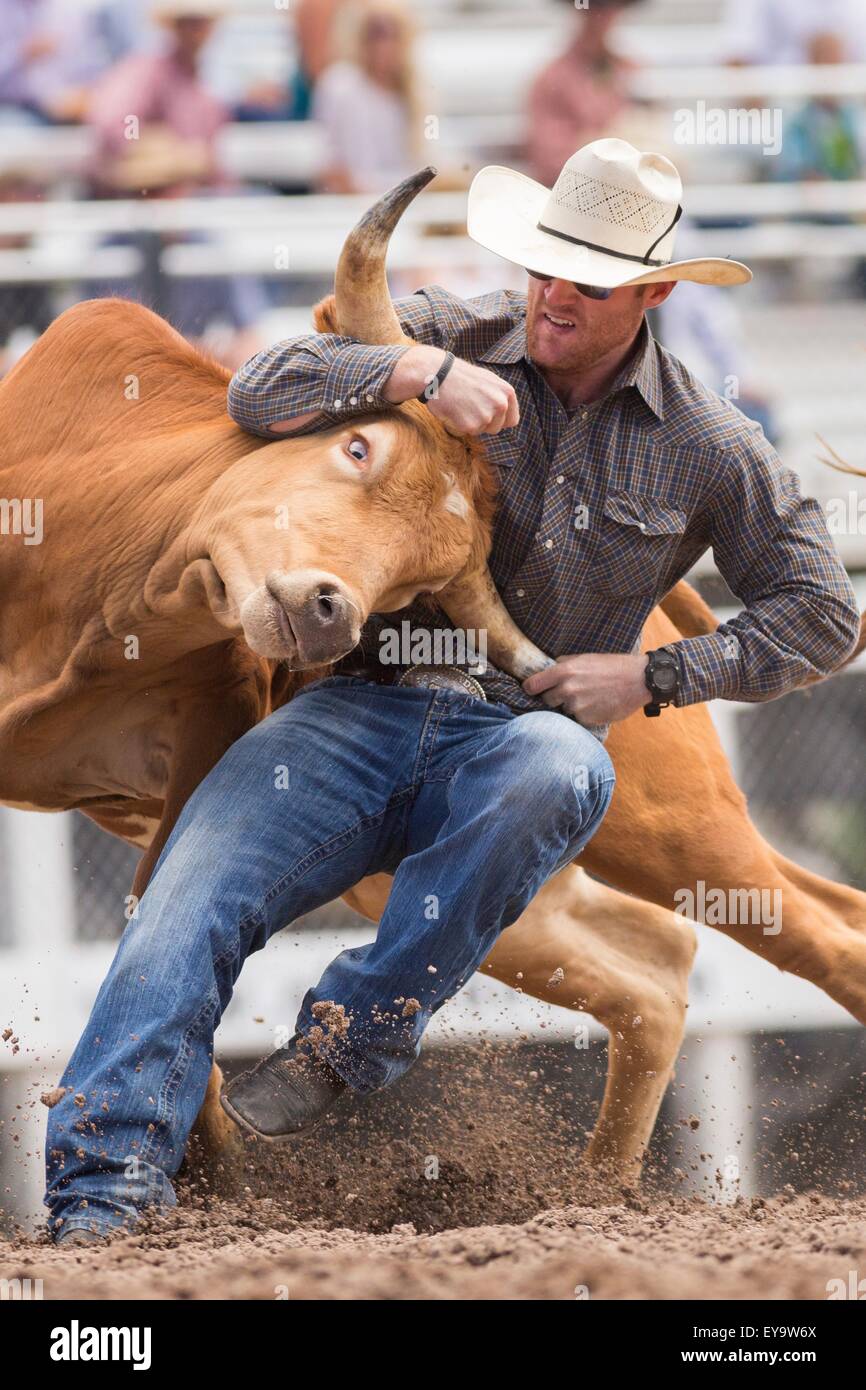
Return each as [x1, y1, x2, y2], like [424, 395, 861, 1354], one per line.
[312, 61, 413, 193]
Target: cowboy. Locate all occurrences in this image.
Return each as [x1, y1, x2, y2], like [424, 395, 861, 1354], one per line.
[47, 139, 858, 1243]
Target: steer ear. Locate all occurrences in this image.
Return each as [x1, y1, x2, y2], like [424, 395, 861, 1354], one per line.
[313, 294, 339, 335]
[438, 563, 554, 682]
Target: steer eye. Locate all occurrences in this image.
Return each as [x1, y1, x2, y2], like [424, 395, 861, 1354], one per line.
[346, 437, 368, 463]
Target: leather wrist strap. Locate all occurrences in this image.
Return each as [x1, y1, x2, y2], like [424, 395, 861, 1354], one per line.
[418, 350, 456, 404]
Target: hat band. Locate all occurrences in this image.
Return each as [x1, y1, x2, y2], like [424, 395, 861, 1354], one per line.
[536, 203, 683, 269]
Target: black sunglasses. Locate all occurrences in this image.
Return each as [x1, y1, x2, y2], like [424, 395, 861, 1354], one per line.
[526, 268, 614, 300]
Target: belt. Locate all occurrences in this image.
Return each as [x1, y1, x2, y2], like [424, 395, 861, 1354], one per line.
[333, 655, 487, 701]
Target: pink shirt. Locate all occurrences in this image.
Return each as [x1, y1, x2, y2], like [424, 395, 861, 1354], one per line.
[526, 38, 635, 189]
[88, 50, 227, 187]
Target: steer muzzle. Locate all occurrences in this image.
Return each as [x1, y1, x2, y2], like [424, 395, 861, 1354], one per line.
[239, 570, 361, 666]
[266, 571, 360, 666]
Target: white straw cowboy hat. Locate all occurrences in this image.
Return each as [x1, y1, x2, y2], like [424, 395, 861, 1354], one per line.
[468, 137, 751, 290]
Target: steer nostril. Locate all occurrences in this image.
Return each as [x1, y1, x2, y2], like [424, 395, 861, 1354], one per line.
[314, 591, 336, 622]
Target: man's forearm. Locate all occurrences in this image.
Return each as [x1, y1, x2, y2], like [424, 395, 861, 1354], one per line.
[383, 345, 453, 403]
[228, 335, 519, 440]
[227, 336, 412, 437]
[227, 288, 448, 436]
[227, 284, 528, 437]
[671, 583, 861, 707]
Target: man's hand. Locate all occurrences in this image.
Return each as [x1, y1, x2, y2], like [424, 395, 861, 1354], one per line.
[523, 652, 650, 725]
[385, 345, 519, 435]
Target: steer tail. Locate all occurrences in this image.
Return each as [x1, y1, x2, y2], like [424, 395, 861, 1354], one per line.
[818, 436, 864, 479]
[659, 580, 719, 638]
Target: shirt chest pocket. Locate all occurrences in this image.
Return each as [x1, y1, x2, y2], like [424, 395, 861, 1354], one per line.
[585, 491, 687, 597]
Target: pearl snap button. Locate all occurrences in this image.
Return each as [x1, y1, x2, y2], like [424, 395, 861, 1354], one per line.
[555, 474, 564, 484]
[516, 588, 525, 597]
[544, 539, 553, 549]
[333, 399, 342, 409]
[349, 396, 358, 405]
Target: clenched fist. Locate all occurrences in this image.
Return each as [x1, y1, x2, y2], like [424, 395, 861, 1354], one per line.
[386, 345, 519, 435]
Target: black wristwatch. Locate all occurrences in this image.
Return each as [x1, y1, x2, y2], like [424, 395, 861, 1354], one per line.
[644, 648, 680, 717]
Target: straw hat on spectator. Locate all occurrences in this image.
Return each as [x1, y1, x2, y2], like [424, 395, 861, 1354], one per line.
[468, 137, 752, 289]
[151, 1, 227, 21]
[106, 128, 213, 192]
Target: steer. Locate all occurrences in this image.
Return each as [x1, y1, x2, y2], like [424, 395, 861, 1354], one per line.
[347, 584, 866, 1182]
[0, 173, 551, 895]
[4, 172, 866, 1186]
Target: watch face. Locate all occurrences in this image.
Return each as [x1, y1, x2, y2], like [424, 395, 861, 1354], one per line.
[654, 665, 678, 693]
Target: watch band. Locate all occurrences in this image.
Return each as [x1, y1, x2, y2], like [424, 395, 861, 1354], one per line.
[417, 350, 456, 404]
[644, 647, 680, 718]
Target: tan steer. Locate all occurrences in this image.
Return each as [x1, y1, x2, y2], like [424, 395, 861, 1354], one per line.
[0, 173, 553, 893]
[347, 584, 866, 1182]
[4, 172, 864, 1184]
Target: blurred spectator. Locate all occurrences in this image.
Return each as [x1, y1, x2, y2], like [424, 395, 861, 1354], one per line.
[776, 33, 864, 183]
[91, 0, 156, 65]
[295, 0, 351, 99]
[313, 0, 420, 193]
[238, 0, 350, 121]
[0, 0, 113, 124]
[87, 0, 226, 196]
[84, 1, 267, 369]
[722, 0, 866, 65]
[526, 0, 643, 188]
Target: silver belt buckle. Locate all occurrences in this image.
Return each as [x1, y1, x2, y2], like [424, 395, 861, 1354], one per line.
[396, 664, 487, 701]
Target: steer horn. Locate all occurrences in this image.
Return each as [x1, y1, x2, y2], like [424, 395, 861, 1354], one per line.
[334, 166, 437, 344]
[336, 169, 556, 684]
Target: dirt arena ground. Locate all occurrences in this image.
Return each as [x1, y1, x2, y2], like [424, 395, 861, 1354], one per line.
[2, 1043, 864, 1300]
[3, 1191, 865, 1301]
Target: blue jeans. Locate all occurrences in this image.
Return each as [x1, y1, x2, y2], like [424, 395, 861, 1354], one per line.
[45, 677, 614, 1237]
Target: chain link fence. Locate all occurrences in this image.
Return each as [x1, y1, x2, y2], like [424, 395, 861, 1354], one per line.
[733, 669, 866, 890]
[70, 814, 140, 943]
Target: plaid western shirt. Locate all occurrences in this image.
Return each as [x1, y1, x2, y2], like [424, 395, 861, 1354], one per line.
[228, 286, 860, 732]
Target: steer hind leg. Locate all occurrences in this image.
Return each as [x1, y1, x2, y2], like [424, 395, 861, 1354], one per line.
[592, 692, 866, 1027]
[483, 866, 696, 1187]
[346, 868, 696, 1186]
[184, 1061, 245, 1191]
